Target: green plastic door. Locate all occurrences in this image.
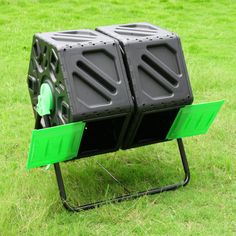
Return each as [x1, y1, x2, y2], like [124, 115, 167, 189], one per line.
[166, 100, 224, 139]
[27, 121, 85, 169]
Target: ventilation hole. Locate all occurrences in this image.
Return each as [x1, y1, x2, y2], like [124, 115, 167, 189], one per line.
[33, 41, 40, 58]
[44, 59, 48, 68]
[33, 40, 43, 65]
[50, 50, 59, 73]
[28, 78, 33, 90]
[62, 102, 68, 119]
[43, 46, 47, 54]
[60, 31, 79, 34]
[28, 76, 38, 94]
[50, 71, 57, 83]
[59, 81, 64, 90]
[31, 59, 36, 71]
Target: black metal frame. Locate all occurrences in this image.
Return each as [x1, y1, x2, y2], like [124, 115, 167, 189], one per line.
[39, 115, 190, 212]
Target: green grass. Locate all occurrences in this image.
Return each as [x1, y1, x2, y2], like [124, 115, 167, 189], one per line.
[0, 0, 236, 235]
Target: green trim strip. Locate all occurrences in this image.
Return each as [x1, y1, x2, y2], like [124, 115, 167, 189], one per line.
[27, 121, 85, 169]
[166, 100, 224, 140]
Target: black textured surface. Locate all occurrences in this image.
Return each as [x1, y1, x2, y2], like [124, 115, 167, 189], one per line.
[97, 23, 193, 148]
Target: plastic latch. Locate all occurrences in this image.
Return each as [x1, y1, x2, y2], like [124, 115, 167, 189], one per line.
[36, 83, 53, 116]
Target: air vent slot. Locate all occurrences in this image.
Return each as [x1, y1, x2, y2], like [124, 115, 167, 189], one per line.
[50, 50, 59, 73]
[77, 61, 116, 94]
[142, 55, 178, 86]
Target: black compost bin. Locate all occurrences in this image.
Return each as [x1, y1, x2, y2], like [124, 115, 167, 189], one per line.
[27, 23, 224, 212]
[27, 29, 133, 157]
[97, 22, 193, 148]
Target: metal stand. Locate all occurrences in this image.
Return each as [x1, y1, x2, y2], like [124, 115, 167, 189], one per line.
[39, 115, 190, 212]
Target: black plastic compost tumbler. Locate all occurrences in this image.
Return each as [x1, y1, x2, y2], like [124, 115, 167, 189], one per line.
[27, 23, 224, 212]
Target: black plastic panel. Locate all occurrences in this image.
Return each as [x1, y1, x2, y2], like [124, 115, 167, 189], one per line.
[97, 23, 193, 148]
[61, 41, 133, 121]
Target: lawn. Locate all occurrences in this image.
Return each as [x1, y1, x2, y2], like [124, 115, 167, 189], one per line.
[0, 0, 235, 235]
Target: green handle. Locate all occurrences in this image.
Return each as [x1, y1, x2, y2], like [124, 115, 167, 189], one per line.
[36, 83, 53, 116]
